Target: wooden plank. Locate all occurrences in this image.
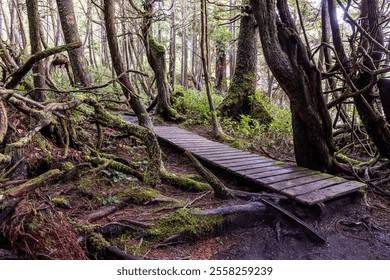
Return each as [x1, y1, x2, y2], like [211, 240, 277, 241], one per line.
[268, 173, 335, 191]
[258, 170, 320, 185]
[239, 165, 284, 175]
[191, 149, 240, 155]
[205, 153, 257, 161]
[229, 161, 277, 172]
[196, 149, 246, 156]
[169, 139, 211, 144]
[295, 181, 366, 205]
[282, 177, 347, 197]
[246, 167, 305, 180]
[179, 142, 224, 148]
[218, 158, 270, 168]
[160, 137, 207, 142]
[212, 155, 265, 164]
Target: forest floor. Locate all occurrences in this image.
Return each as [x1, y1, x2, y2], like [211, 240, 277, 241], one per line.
[152, 140, 390, 260]
[1, 120, 390, 260]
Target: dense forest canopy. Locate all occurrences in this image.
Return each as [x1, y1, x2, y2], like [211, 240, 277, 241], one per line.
[0, 0, 390, 260]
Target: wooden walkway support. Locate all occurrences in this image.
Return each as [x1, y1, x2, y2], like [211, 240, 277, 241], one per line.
[154, 126, 366, 206]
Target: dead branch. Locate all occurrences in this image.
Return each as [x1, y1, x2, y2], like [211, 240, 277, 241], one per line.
[3, 169, 61, 200]
[0, 100, 7, 143]
[5, 42, 82, 89]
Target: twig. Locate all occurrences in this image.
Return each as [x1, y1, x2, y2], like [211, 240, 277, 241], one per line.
[183, 191, 211, 208]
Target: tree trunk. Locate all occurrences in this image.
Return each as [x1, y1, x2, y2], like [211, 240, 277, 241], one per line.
[102, 0, 153, 129]
[201, 0, 222, 138]
[214, 39, 227, 93]
[327, 0, 390, 159]
[142, 0, 182, 121]
[229, 0, 237, 82]
[250, 0, 336, 172]
[181, 0, 189, 89]
[56, 0, 92, 87]
[219, 4, 272, 126]
[169, 0, 176, 88]
[26, 0, 46, 102]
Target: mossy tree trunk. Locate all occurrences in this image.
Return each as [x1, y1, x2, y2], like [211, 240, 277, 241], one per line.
[103, 0, 153, 129]
[219, 3, 272, 125]
[142, 0, 182, 122]
[250, 0, 337, 172]
[215, 40, 227, 93]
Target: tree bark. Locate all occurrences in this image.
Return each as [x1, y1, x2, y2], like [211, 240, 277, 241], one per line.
[141, 0, 182, 121]
[181, 0, 189, 89]
[26, 0, 46, 102]
[102, 0, 153, 129]
[56, 0, 92, 87]
[327, 0, 390, 159]
[214, 39, 227, 93]
[200, 0, 223, 138]
[169, 0, 176, 88]
[250, 0, 336, 172]
[219, 3, 272, 125]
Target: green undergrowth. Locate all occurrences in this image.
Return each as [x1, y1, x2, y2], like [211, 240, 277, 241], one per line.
[172, 86, 293, 151]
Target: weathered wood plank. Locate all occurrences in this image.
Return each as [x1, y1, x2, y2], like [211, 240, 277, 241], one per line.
[205, 153, 257, 161]
[196, 149, 247, 156]
[295, 181, 366, 205]
[268, 173, 335, 191]
[239, 165, 284, 175]
[282, 177, 347, 197]
[187, 146, 238, 152]
[180, 142, 224, 148]
[229, 161, 277, 172]
[259, 170, 320, 184]
[246, 167, 305, 181]
[218, 158, 270, 168]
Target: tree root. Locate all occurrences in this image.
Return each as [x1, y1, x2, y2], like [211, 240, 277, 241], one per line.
[87, 233, 141, 260]
[160, 171, 212, 192]
[185, 151, 234, 199]
[86, 156, 144, 181]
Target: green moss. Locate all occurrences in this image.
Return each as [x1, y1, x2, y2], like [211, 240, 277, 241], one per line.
[89, 233, 110, 251]
[148, 208, 224, 240]
[149, 37, 165, 54]
[51, 196, 71, 209]
[61, 161, 74, 171]
[161, 172, 212, 192]
[76, 176, 94, 196]
[5, 169, 61, 195]
[117, 185, 163, 203]
[231, 140, 249, 149]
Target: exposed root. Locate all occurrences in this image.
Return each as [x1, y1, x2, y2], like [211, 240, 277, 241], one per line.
[1, 199, 86, 259]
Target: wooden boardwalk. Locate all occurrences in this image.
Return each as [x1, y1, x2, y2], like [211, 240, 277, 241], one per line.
[154, 125, 366, 206]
